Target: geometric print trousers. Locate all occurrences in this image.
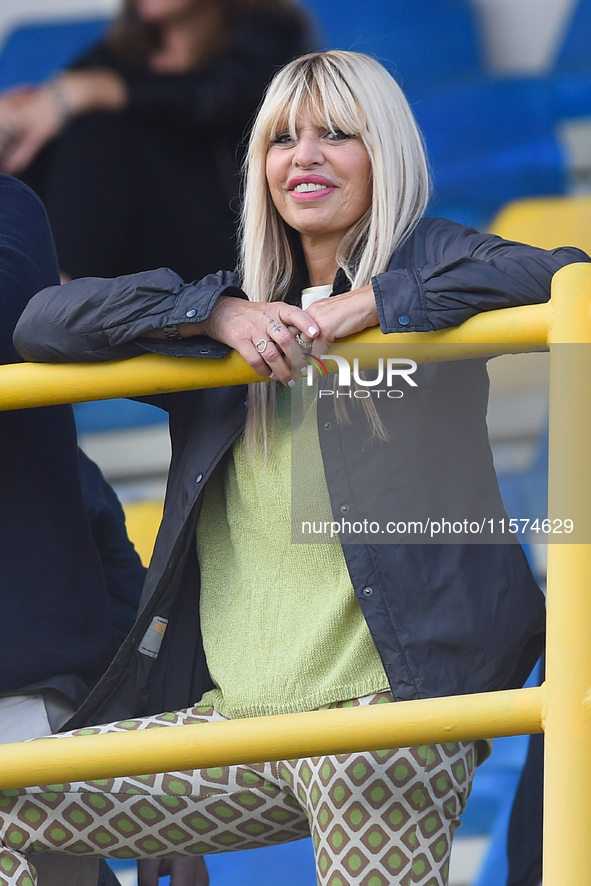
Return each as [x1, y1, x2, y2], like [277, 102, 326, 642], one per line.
[0, 692, 476, 886]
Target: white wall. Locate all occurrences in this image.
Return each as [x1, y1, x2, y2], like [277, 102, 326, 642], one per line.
[0, 0, 118, 47]
[471, 0, 579, 72]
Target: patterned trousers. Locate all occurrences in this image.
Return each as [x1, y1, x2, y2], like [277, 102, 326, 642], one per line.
[0, 693, 476, 886]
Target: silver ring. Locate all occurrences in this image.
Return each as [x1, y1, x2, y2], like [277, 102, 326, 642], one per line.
[295, 333, 313, 352]
[255, 338, 271, 353]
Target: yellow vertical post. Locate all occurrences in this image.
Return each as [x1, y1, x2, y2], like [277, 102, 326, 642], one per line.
[544, 263, 591, 885]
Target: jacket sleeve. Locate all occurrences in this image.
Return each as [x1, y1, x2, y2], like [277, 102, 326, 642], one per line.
[372, 218, 591, 333]
[13, 267, 245, 363]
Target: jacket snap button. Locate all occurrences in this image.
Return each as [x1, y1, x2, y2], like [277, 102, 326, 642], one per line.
[340, 504, 349, 513]
[362, 587, 373, 597]
[200, 347, 211, 354]
[195, 473, 203, 483]
[324, 422, 331, 430]
[398, 314, 410, 326]
[185, 309, 197, 318]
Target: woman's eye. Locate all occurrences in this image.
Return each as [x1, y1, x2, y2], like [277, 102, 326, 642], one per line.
[327, 129, 350, 141]
[272, 132, 295, 145]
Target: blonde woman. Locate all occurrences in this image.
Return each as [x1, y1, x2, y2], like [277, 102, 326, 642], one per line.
[9, 51, 589, 886]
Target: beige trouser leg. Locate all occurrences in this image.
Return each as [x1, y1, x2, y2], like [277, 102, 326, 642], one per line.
[0, 694, 477, 886]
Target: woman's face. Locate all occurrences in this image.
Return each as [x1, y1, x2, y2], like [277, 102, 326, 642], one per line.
[133, 0, 205, 22]
[265, 110, 372, 251]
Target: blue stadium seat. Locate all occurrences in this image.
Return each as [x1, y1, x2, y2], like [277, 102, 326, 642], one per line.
[73, 399, 165, 435]
[417, 79, 566, 225]
[308, 0, 567, 226]
[307, 0, 484, 100]
[540, 0, 591, 122]
[0, 17, 110, 90]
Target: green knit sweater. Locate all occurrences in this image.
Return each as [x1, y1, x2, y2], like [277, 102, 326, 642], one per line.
[197, 383, 389, 719]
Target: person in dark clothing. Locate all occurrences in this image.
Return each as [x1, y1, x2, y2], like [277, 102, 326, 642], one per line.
[0, 173, 146, 886]
[0, 0, 314, 281]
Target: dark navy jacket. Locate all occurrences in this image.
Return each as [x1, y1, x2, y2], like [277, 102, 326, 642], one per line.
[14, 218, 589, 726]
[0, 175, 145, 706]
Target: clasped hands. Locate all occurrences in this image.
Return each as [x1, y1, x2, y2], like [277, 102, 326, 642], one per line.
[199, 285, 378, 386]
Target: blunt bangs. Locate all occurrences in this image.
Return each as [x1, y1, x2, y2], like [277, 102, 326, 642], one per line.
[255, 54, 371, 153]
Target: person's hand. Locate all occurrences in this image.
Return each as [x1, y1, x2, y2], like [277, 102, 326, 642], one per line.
[0, 86, 39, 167]
[201, 296, 320, 385]
[0, 70, 127, 174]
[295, 284, 379, 348]
[0, 86, 65, 173]
[146, 287, 376, 382]
[137, 857, 209, 886]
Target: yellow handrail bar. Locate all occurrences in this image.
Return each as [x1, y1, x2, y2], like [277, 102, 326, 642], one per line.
[0, 687, 544, 792]
[0, 301, 550, 411]
[1, 262, 590, 886]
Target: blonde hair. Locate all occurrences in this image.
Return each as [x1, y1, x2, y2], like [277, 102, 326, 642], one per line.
[238, 50, 430, 450]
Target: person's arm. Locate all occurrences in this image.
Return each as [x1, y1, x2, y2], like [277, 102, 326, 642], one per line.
[371, 218, 591, 334]
[284, 220, 591, 348]
[14, 267, 321, 386]
[0, 70, 126, 175]
[0, 8, 312, 175]
[13, 267, 244, 362]
[0, 174, 60, 361]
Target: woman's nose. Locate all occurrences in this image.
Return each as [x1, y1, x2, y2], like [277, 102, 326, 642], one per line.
[293, 133, 323, 168]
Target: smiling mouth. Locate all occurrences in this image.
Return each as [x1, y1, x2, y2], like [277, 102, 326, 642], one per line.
[292, 182, 332, 193]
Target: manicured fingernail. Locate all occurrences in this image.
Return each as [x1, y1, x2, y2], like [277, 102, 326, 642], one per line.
[269, 372, 276, 379]
[288, 379, 296, 387]
[308, 326, 318, 335]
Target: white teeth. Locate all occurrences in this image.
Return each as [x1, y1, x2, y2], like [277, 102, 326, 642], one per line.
[293, 182, 327, 193]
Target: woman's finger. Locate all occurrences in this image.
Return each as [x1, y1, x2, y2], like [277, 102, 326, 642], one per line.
[275, 303, 319, 339]
[226, 305, 306, 379]
[303, 286, 379, 343]
[252, 337, 294, 385]
[204, 296, 316, 382]
[260, 339, 296, 385]
[235, 338, 293, 386]
[260, 305, 321, 375]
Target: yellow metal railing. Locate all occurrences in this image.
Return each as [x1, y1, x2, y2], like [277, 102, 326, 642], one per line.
[0, 687, 544, 790]
[0, 302, 550, 411]
[1, 262, 590, 886]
